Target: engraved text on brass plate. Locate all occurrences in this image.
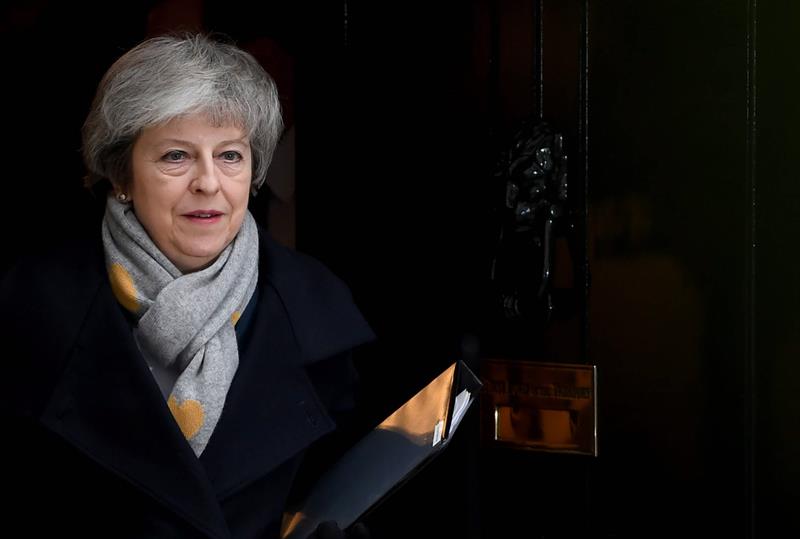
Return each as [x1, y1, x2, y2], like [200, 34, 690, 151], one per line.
[480, 359, 597, 455]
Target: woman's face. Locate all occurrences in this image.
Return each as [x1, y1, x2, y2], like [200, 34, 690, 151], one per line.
[129, 114, 252, 273]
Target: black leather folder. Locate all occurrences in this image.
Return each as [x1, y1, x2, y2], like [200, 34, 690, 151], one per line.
[281, 360, 482, 539]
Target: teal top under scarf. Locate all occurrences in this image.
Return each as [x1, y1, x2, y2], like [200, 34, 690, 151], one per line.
[102, 196, 259, 456]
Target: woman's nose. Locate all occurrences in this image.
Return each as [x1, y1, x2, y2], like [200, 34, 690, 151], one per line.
[190, 155, 221, 194]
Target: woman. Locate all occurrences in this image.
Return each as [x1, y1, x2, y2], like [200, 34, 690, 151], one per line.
[1, 34, 373, 538]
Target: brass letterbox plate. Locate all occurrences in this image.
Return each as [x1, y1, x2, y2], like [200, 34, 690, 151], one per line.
[480, 359, 597, 455]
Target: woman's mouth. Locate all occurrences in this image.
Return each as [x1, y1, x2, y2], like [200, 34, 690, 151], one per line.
[183, 210, 223, 224]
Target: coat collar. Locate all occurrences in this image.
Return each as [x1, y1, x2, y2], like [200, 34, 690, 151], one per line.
[38, 231, 341, 537]
[40, 279, 231, 539]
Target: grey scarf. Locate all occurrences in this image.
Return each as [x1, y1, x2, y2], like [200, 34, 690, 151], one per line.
[102, 196, 259, 456]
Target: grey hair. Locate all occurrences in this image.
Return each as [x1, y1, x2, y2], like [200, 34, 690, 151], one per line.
[82, 33, 283, 193]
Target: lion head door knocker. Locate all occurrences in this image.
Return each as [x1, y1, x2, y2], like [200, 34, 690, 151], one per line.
[490, 119, 574, 323]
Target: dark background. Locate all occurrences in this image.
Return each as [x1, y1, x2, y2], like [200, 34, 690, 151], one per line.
[3, 1, 799, 538]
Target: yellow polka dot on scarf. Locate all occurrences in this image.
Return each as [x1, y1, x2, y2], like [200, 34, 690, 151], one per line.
[108, 262, 139, 313]
[168, 395, 205, 440]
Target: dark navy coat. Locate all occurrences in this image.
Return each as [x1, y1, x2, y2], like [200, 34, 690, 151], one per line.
[0, 228, 375, 538]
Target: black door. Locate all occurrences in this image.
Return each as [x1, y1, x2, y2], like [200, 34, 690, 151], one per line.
[297, 1, 800, 538]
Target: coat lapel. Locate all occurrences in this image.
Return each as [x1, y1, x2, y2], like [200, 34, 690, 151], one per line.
[198, 279, 337, 499]
[39, 281, 231, 539]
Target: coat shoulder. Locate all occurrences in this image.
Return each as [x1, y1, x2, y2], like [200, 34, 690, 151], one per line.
[259, 232, 376, 364]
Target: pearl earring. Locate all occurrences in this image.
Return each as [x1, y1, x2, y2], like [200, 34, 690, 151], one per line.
[116, 192, 129, 203]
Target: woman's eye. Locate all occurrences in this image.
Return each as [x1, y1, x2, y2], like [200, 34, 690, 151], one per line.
[220, 151, 243, 162]
[162, 150, 187, 162]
